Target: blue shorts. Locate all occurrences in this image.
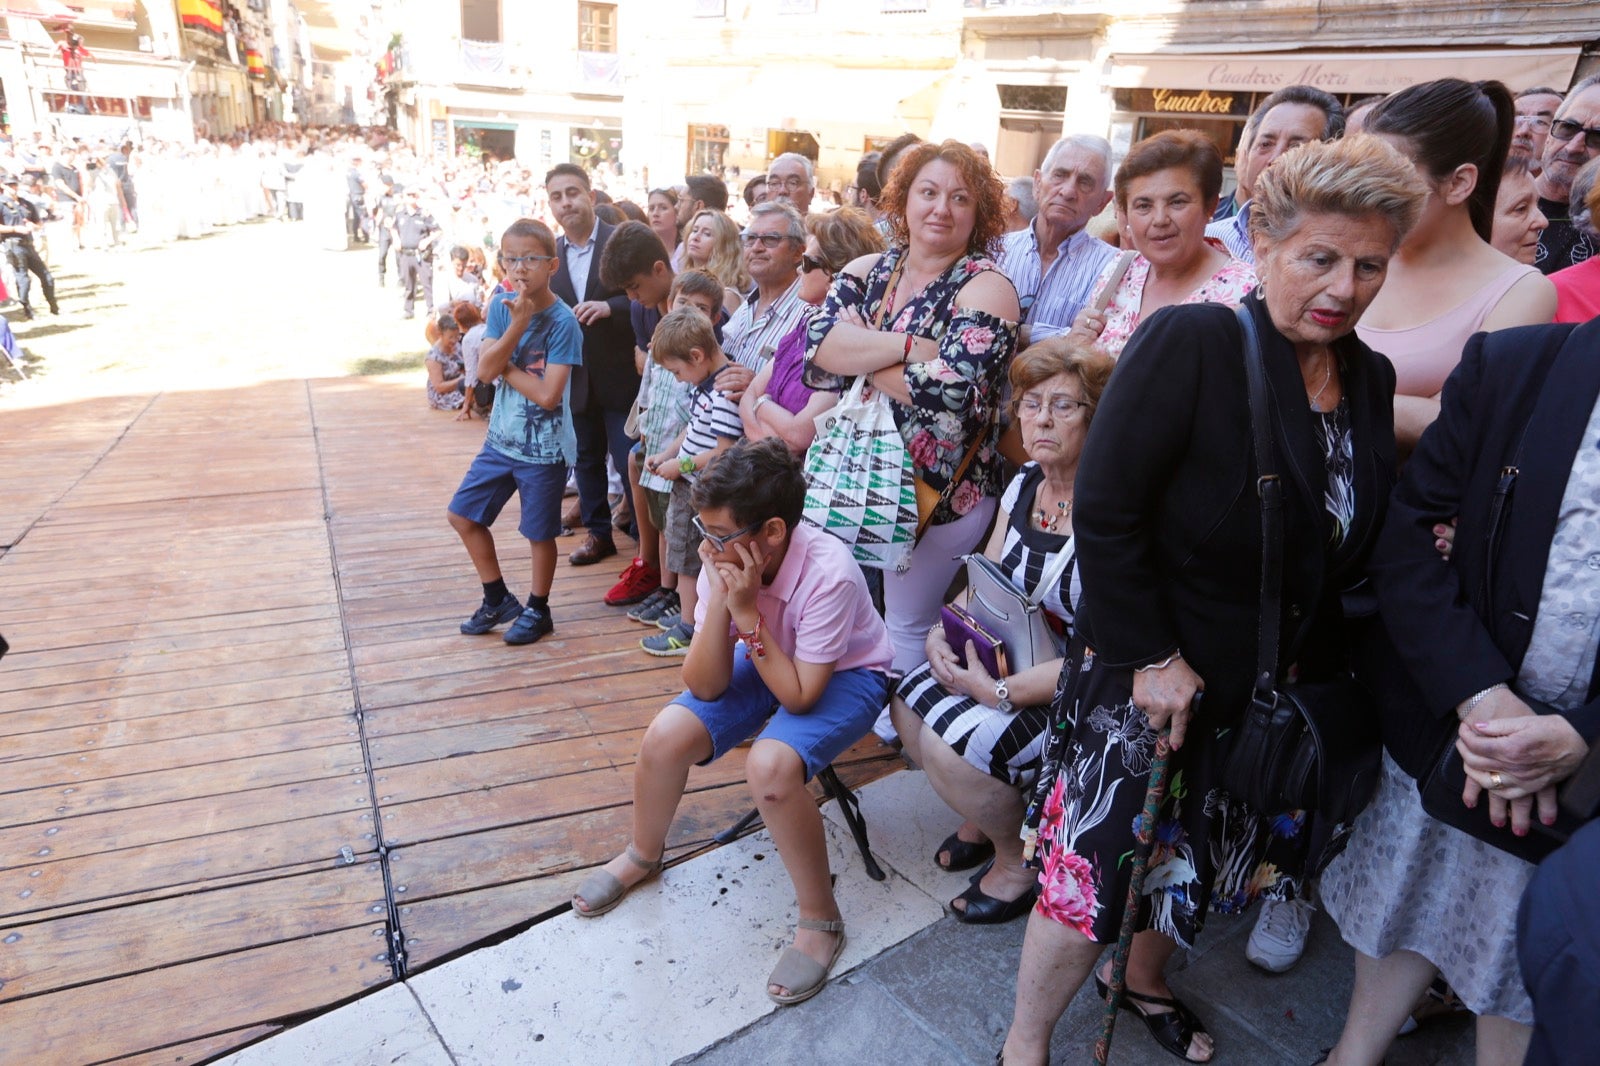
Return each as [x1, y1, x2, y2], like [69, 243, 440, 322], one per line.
[447, 444, 566, 542]
[674, 645, 890, 781]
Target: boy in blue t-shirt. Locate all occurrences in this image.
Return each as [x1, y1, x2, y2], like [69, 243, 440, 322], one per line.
[447, 219, 584, 645]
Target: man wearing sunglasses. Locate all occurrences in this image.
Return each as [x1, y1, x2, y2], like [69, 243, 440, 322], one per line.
[1534, 75, 1600, 275]
[721, 201, 807, 380]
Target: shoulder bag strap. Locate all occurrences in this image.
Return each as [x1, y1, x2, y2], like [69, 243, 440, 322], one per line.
[1025, 536, 1079, 608]
[1237, 304, 1283, 698]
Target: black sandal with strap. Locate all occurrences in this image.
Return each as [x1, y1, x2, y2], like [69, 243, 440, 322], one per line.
[1094, 974, 1213, 1063]
[935, 830, 994, 872]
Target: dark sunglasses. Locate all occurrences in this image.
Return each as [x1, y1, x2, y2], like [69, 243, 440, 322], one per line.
[801, 253, 830, 275]
[1550, 118, 1600, 153]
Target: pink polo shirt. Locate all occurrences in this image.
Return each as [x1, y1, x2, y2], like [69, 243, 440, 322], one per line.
[696, 524, 893, 672]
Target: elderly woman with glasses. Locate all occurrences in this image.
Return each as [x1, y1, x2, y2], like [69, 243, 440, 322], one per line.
[739, 207, 884, 454]
[806, 140, 1021, 694]
[891, 340, 1112, 925]
[1000, 135, 1426, 1065]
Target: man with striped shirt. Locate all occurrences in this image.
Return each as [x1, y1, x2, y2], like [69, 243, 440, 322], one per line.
[723, 201, 808, 373]
[995, 136, 1116, 348]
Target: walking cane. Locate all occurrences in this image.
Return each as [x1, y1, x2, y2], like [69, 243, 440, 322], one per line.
[1093, 723, 1175, 1065]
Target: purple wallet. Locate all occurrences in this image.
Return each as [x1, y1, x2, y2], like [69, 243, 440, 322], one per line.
[940, 603, 1008, 679]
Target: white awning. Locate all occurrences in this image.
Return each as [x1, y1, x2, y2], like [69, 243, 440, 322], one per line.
[1108, 48, 1583, 96]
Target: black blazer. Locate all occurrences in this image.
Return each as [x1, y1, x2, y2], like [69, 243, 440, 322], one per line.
[1367, 319, 1600, 776]
[552, 218, 639, 415]
[1074, 292, 1397, 725]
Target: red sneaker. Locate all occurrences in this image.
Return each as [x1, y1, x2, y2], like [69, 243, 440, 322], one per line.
[604, 557, 661, 606]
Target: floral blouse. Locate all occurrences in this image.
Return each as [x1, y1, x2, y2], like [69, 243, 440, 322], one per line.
[426, 344, 465, 411]
[1087, 238, 1257, 357]
[805, 246, 1020, 525]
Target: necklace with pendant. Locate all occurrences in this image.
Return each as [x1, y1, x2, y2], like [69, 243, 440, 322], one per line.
[1034, 496, 1073, 532]
[1308, 355, 1334, 410]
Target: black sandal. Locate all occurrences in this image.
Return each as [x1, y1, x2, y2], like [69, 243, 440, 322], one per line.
[935, 829, 994, 872]
[1094, 974, 1213, 1062]
[950, 876, 1039, 925]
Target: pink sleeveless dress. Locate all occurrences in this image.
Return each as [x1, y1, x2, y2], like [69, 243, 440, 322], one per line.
[1355, 260, 1538, 397]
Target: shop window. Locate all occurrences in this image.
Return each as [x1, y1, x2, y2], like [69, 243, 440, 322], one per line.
[578, 2, 617, 53]
[688, 123, 730, 177]
[766, 129, 818, 166]
[461, 0, 499, 42]
[997, 85, 1067, 113]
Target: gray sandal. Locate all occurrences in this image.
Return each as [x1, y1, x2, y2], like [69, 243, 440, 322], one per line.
[571, 844, 664, 918]
[766, 918, 846, 1006]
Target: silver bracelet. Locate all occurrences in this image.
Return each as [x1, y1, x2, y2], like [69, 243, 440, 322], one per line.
[1134, 653, 1181, 674]
[1462, 683, 1508, 712]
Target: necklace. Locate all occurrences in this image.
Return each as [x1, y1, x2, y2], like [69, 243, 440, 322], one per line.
[1033, 496, 1073, 532]
[1307, 355, 1333, 410]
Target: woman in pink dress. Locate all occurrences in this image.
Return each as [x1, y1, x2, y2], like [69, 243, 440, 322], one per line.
[1550, 158, 1600, 323]
[1353, 79, 1555, 455]
[1067, 131, 1256, 358]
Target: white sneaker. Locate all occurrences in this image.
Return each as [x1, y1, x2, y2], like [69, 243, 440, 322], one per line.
[1246, 897, 1315, 973]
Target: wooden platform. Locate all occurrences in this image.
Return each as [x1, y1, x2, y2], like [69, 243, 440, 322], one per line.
[0, 377, 899, 1064]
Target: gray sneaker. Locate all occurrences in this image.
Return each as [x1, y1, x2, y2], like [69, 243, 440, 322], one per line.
[626, 587, 668, 622]
[641, 621, 694, 657]
[632, 588, 679, 626]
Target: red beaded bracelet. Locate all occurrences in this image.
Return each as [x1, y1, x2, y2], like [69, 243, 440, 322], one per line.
[736, 614, 767, 660]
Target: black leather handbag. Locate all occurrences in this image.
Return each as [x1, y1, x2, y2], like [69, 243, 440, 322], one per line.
[1218, 306, 1381, 836]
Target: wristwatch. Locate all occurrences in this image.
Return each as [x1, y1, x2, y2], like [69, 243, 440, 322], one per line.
[678, 456, 696, 475]
[994, 677, 1013, 714]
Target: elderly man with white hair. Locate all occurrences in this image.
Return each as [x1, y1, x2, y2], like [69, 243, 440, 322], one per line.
[766, 152, 815, 216]
[995, 135, 1116, 348]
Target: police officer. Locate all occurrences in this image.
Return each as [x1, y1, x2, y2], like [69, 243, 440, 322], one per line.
[0, 173, 58, 319]
[390, 188, 439, 319]
[371, 178, 401, 288]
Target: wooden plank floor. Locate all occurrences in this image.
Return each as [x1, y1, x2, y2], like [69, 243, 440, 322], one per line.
[0, 376, 899, 1064]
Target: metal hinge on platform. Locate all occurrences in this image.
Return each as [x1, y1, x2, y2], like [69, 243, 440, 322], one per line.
[338, 845, 356, 866]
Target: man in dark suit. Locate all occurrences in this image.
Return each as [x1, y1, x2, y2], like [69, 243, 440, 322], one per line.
[546, 162, 641, 566]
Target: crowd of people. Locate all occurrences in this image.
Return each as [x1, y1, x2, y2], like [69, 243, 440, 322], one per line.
[427, 75, 1600, 1064]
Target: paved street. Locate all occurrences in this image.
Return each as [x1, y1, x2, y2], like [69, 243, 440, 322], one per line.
[1, 218, 431, 405]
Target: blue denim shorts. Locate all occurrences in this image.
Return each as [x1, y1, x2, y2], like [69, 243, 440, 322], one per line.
[447, 444, 566, 542]
[674, 644, 890, 781]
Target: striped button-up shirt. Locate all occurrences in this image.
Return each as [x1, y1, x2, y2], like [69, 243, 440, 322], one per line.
[723, 276, 806, 370]
[996, 225, 1117, 341]
[1205, 200, 1254, 264]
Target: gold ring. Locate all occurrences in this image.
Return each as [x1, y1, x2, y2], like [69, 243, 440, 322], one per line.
[1489, 771, 1505, 790]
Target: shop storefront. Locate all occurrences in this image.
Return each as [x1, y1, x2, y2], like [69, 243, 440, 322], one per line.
[1106, 47, 1585, 169]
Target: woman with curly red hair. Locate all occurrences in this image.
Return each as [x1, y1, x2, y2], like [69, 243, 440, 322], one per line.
[806, 139, 1021, 710]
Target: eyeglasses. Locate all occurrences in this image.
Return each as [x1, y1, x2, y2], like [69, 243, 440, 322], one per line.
[692, 515, 763, 551]
[1017, 396, 1090, 420]
[740, 231, 793, 247]
[500, 254, 557, 267]
[801, 253, 830, 274]
[1514, 114, 1553, 133]
[1550, 118, 1600, 152]
[769, 175, 810, 191]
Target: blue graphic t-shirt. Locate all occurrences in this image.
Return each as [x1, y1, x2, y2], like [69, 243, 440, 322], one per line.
[483, 291, 583, 466]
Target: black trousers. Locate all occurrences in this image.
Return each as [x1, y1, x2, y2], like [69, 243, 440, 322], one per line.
[397, 251, 432, 315]
[572, 405, 635, 536]
[1519, 818, 1600, 1064]
[5, 240, 55, 312]
[346, 196, 369, 241]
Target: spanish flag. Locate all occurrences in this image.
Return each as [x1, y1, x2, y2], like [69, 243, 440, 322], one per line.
[246, 48, 265, 79]
[178, 0, 222, 37]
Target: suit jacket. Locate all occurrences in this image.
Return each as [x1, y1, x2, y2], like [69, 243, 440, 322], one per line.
[1073, 291, 1397, 725]
[552, 219, 639, 415]
[1367, 319, 1600, 776]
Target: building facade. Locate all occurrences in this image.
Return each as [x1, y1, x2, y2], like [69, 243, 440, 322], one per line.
[380, 0, 627, 172]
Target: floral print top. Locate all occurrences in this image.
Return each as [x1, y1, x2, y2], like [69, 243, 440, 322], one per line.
[1087, 238, 1257, 358]
[425, 344, 465, 411]
[805, 246, 1020, 525]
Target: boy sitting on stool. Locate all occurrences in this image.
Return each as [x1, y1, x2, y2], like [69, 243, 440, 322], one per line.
[571, 437, 893, 1007]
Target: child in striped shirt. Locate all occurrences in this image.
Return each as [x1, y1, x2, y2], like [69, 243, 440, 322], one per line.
[639, 307, 746, 656]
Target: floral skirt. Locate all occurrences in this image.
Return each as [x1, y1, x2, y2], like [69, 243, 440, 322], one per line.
[1024, 640, 1307, 947]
